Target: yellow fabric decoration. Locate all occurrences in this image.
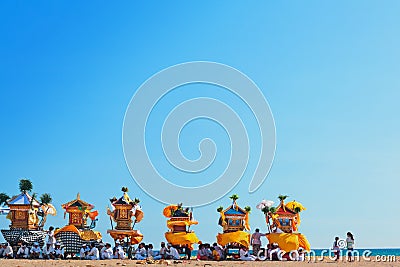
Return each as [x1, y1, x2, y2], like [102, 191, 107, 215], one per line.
[166, 219, 198, 230]
[217, 231, 250, 248]
[298, 233, 311, 251]
[219, 211, 226, 226]
[267, 233, 310, 252]
[165, 232, 200, 249]
[244, 213, 250, 231]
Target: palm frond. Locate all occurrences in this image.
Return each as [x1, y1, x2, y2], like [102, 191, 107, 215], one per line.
[19, 179, 33, 193]
[217, 206, 223, 212]
[229, 194, 239, 201]
[244, 206, 251, 213]
[0, 193, 10, 206]
[40, 193, 52, 204]
[278, 195, 288, 201]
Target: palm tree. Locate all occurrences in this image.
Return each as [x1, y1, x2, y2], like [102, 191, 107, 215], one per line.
[0, 193, 10, 206]
[217, 206, 223, 212]
[244, 206, 251, 213]
[229, 194, 239, 202]
[38, 193, 52, 228]
[40, 193, 52, 205]
[278, 195, 288, 202]
[19, 179, 33, 193]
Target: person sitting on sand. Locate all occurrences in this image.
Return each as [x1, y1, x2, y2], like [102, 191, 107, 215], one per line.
[210, 247, 220, 261]
[101, 243, 113, 259]
[53, 243, 65, 259]
[2, 243, 13, 259]
[153, 242, 166, 260]
[43, 242, 55, 259]
[239, 245, 257, 261]
[134, 242, 147, 260]
[147, 243, 155, 258]
[98, 243, 106, 260]
[269, 243, 282, 261]
[30, 242, 42, 259]
[197, 244, 209, 260]
[114, 241, 126, 259]
[80, 244, 88, 259]
[16, 243, 29, 259]
[86, 242, 99, 260]
[213, 243, 224, 260]
[166, 243, 180, 260]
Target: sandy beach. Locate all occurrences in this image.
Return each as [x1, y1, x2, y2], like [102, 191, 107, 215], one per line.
[1, 258, 400, 267]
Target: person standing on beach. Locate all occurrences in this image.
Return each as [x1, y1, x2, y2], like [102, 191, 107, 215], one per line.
[332, 237, 340, 261]
[346, 232, 355, 262]
[251, 228, 266, 256]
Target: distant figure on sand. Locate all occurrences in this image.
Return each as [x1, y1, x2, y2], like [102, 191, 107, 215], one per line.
[332, 236, 340, 261]
[346, 232, 355, 262]
[251, 228, 265, 256]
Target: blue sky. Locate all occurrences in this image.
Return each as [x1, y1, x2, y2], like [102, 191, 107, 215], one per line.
[1, 1, 399, 248]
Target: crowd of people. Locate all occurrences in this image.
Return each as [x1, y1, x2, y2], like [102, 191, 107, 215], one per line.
[0, 227, 354, 262]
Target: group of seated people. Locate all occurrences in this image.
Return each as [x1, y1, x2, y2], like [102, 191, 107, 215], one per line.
[79, 241, 182, 261]
[0, 242, 64, 259]
[197, 243, 225, 261]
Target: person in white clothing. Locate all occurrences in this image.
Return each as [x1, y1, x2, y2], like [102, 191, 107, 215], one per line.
[30, 242, 42, 259]
[114, 242, 126, 259]
[16, 243, 30, 259]
[53, 243, 64, 259]
[43, 242, 55, 259]
[239, 246, 256, 261]
[98, 243, 106, 259]
[86, 243, 99, 260]
[134, 243, 147, 260]
[46, 226, 56, 247]
[2, 243, 13, 258]
[102, 243, 114, 259]
[153, 242, 167, 260]
[166, 243, 180, 260]
[80, 244, 89, 259]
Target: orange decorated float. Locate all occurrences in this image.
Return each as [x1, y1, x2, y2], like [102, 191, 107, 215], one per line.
[55, 193, 101, 255]
[163, 203, 200, 258]
[216, 194, 251, 251]
[257, 195, 310, 253]
[106, 187, 144, 245]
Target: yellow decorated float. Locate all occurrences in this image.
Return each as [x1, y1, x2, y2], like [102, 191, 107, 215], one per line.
[107, 187, 144, 245]
[55, 193, 101, 255]
[216, 194, 251, 250]
[1, 179, 56, 247]
[163, 203, 200, 258]
[257, 195, 310, 254]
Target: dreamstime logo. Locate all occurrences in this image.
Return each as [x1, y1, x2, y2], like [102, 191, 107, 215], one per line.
[122, 61, 276, 206]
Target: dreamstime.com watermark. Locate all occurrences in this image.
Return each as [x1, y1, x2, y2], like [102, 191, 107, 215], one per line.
[122, 61, 276, 206]
[252, 247, 398, 263]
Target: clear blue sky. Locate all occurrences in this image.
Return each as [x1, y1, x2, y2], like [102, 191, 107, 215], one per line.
[1, 1, 399, 248]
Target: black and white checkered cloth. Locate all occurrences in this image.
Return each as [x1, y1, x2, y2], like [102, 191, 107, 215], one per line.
[1, 229, 46, 246]
[55, 231, 99, 254]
